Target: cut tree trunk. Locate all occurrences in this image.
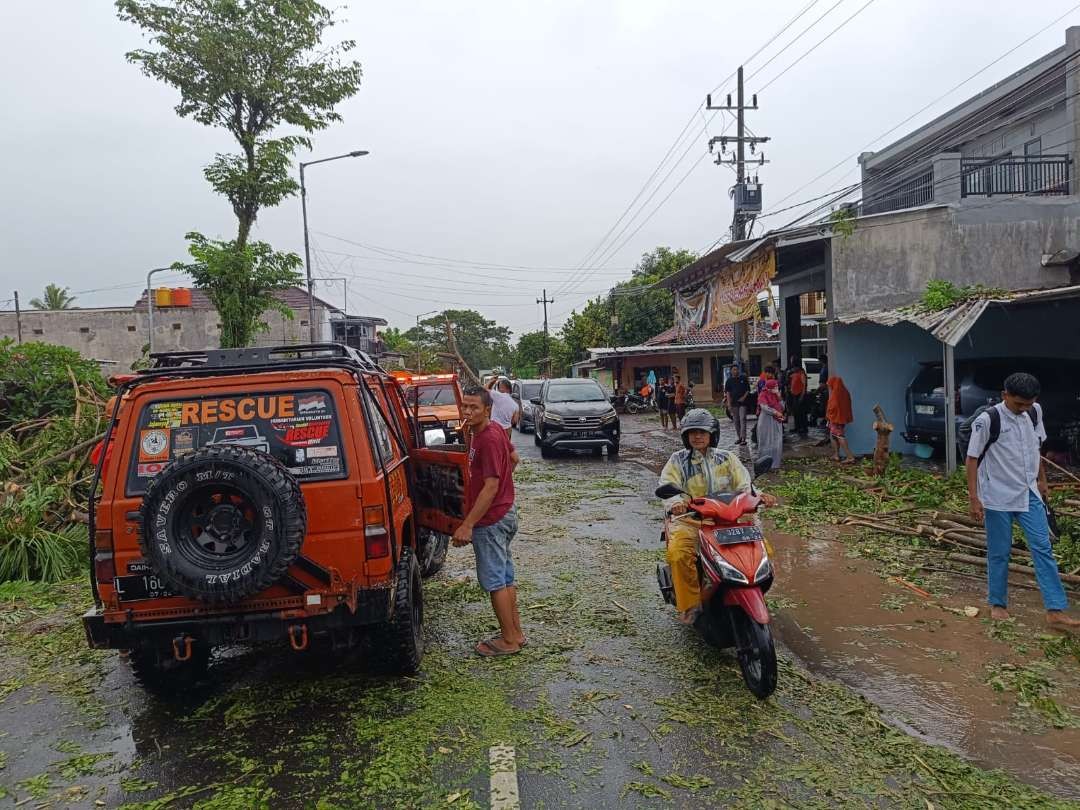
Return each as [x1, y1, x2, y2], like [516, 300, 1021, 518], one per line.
[872, 404, 893, 477]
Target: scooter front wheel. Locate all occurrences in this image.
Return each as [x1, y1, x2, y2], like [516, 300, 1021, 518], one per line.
[730, 611, 777, 699]
[626, 401, 640, 415]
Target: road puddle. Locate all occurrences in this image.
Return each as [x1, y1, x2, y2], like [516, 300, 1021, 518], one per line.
[769, 529, 1080, 797]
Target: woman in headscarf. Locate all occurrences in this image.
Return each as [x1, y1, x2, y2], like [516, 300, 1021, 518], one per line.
[756, 375, 785, 470]
[826, 376, 855, 464]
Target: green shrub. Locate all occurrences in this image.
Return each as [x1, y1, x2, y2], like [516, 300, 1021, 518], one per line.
[0, 340, 108, 427]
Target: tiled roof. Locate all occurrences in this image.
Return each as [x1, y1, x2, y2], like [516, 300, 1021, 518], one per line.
[643, 320, 777, 347]
[131, 286, 384, 324]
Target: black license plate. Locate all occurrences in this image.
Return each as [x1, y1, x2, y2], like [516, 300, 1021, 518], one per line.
[114, 574, 176, 601]
[573, 430, 605, 439]
[712, 525, 764, 544]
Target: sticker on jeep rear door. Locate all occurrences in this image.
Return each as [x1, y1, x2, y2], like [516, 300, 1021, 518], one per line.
[125, 388, 346, 496]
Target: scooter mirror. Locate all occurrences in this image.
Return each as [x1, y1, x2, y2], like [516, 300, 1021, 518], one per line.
[655, 483, 684, 499]
[753, 457, 773, 478]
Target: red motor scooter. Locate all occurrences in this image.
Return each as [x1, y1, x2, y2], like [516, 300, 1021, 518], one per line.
[655, 456, 777, 698]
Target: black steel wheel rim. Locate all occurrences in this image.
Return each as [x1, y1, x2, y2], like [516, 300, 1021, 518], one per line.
[173, 483, 265, 569]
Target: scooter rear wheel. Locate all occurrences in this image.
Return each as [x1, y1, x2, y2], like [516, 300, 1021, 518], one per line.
[625, 401, 640, 415]
[730, 611, 778, 699]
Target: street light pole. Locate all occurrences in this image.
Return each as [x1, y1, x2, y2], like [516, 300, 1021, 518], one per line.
[415, 309, 438, 372]
[145, 266, 173, 355]
[300, 149, 370, 343]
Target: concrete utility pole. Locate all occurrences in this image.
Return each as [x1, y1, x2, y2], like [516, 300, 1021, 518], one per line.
[707, 66, 770, 370]
[13, 291, 21, 344]
[536, 289, 554, 376]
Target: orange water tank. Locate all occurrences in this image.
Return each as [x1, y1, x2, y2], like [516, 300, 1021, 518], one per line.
[172, 287, 192, 307]
[154, 288, 173, 307]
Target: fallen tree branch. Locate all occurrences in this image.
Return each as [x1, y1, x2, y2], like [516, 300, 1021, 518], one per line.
[1042, 454, 1080, 484]
[947, 552, 1080, 586]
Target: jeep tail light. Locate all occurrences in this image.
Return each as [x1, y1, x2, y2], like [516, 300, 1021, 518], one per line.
[364, 505, 390, 558]
[94, 529, 113, 552]
[94, 552, 116, 583]
[90, 438, 114, 469]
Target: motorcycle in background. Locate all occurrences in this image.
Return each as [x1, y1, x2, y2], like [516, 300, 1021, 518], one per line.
[655, 455, 777, 698]
[623, 391, 656, 415]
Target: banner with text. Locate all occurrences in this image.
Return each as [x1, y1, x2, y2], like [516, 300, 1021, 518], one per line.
[705, 247, 776, 327]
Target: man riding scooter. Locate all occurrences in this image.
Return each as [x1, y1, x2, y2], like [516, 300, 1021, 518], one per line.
[659, 409, 777, 625]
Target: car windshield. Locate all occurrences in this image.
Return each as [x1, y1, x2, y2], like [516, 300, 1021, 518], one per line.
[547, 383, 606, 403]
[522, 383, 542, 399]
[411, 383, 456, 406]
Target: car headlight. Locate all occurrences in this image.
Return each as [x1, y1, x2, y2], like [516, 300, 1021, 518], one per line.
[544, 412, 563, 425]
[601, 411, 619, 424]
[754, 555, 773, 583]
[710, 548, 749, 583]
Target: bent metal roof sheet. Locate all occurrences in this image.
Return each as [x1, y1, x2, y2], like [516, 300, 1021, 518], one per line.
[834, 284, 1080, 347]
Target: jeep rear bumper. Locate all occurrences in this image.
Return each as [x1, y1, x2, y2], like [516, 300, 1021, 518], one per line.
[83, 589, 393, 650]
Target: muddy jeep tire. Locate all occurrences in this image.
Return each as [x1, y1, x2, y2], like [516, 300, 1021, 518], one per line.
[418, 529, 449, 578]
[374, 548, 424, 674]
[139, 445, 306, 605]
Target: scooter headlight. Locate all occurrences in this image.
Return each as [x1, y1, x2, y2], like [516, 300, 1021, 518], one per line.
[754, 555, 773, 583]
[710, 547, 749, 584]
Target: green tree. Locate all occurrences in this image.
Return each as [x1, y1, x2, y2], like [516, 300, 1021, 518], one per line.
[29, 284, 76, 310]
[408, 310, 513, 375]
[174, 232, 303, 348]
[560, 246, 696, 362]
[514, 330, 568, 377]
[117, 0, 361, 345]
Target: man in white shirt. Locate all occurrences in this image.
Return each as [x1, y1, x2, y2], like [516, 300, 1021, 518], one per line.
[966, 372, 1078, 629]
[488, 378, 520, 439]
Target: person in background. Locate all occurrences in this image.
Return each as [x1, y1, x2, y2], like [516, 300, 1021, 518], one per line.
[967, 373, 1079, 630]
[673, 373, 687, 428]
[723, 364, 751, 445]
[488, 377, 520, 439]
[453, 387, 527, 655]
[756, 375, 785, 469]
[818, 352, 829, 386]
[787, 357, 809, 436]
[657, 376, 670, 429]
[825, 376, 854, 463]
[662, 376, 677, 430]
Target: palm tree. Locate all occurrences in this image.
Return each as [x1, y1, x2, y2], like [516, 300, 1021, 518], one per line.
[29, 284, 76, 310]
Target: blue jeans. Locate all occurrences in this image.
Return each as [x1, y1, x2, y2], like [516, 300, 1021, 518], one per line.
[471, 506, 518, 592]
[985, 490, 1068, 611]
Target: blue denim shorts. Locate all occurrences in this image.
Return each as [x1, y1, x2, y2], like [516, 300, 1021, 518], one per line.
[471, 506, 518, 592]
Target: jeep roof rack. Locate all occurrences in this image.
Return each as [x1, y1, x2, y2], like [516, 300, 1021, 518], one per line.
[135, 342, 384, 382]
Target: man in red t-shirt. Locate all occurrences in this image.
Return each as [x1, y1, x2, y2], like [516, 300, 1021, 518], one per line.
[452, 386, 525, 656]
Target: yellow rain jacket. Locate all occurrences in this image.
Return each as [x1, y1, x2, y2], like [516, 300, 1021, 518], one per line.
[659, 447, 752, 612]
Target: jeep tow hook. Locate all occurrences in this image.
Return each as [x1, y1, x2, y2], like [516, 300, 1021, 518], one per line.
[171, 635, 194, 662]
[288, 623, 309, 652]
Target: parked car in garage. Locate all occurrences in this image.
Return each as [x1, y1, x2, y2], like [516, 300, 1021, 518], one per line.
[510, 378, 544, 433]
[902, 357, 1080, 453]
[531, 378, 620, 458]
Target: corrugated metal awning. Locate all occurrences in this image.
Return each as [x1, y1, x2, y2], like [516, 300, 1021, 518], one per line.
[834, 284, 1080, 346]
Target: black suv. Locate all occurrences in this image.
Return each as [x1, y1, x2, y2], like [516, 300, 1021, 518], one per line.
[903, 357, 1080, 452]
[531, 378, 620, 458]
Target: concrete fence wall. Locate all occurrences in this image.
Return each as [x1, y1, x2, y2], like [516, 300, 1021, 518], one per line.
[831, 199, 1080, 317]
[0, 306, 333, 370]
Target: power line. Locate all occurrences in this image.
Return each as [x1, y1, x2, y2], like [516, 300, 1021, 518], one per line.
[554, 0, 847, 301]
[312, 231, 636, 273]
[758, 2, 1080, 218]
[757, 0, 880, 92]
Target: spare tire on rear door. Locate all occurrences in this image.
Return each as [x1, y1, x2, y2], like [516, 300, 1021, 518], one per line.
[139, 444, 306, 605]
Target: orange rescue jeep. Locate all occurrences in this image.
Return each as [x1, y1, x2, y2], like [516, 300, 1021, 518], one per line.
[82, 344, 467, 688]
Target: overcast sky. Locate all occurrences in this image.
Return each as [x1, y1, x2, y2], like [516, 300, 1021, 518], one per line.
[1, 0, 1076, 336]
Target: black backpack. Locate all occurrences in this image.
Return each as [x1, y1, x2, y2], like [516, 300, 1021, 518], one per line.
[958, 404, 1039, 465]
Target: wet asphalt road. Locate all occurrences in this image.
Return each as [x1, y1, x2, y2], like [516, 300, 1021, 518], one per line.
[1, 415, 1077, 808]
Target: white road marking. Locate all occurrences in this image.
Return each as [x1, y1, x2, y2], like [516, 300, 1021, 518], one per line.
[489, 744, 521, 810]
